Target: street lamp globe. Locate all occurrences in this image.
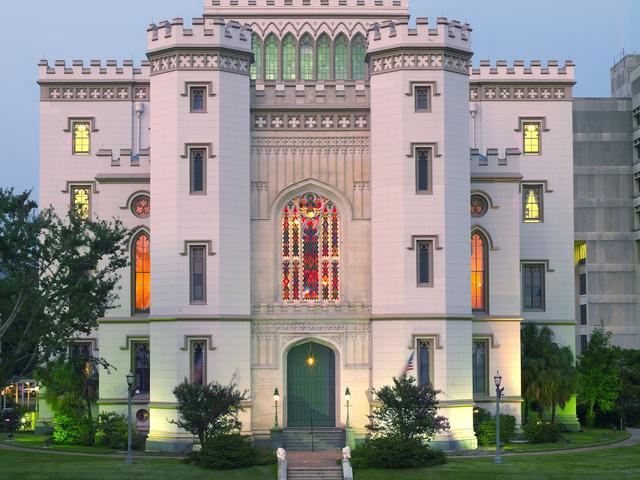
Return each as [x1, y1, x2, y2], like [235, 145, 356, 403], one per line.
[494, 371, 502, 388]
[273, 388, 280, 403]
[344, 387, 351, 402]
[126, 371, 134, 387]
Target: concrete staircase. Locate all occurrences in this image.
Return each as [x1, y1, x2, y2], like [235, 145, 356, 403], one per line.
[283, 428, 345, 451]
[287, 466, 343, 480]
[286, 450, 344, 480]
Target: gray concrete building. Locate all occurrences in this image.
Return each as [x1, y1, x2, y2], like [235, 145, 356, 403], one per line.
[573, 55, 640, 351]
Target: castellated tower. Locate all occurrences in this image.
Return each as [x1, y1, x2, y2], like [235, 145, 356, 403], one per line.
[145, 18, 254, 451]
[368, 19, 477, 449]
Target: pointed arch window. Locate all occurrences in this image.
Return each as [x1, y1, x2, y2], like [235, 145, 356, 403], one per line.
[471, 232, 488, 312]
[334, 35, 348, 80]
[251, 34, 262, 80]
[317, 34, 331, 80]
[282, 34, 296, 81]
[300, 34, 314, 80]
[351, 35, 366, 80]
[265, 35, 278, 80]
[133, 232, 150, 313]
[281, 193, 339, 302]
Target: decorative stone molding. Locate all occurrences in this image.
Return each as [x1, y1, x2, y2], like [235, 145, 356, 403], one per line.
[179, 240, 216, 256]
[149, 51, 250, 76]
[469, 84, 571, 101]
[251, 136, 369, 154]
[42, 85, 150, 102]
[369, 51, 471, 76]
[252, 112, 369, 131]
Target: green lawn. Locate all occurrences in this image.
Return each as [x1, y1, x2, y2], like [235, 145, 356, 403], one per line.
[1, 444, 639, 480]
[500, 428, 630, 453]
[1, 434, 117, 454]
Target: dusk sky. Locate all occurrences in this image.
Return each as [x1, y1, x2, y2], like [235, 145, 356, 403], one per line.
[1, 0, 638, 196]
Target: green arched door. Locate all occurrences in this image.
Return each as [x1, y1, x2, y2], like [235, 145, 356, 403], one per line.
[287, 342, 336, 428]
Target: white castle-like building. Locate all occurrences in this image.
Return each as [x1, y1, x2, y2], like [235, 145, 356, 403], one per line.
[38, 0, 579, 452]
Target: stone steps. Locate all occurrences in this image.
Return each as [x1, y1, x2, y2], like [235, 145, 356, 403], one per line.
[283, 428, 345, 451]
[287, 467, 343, 480]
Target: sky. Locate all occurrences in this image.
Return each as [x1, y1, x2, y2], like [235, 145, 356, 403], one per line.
[1, 0, 638, 196]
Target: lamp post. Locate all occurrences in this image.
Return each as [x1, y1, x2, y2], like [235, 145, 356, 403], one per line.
[494, 371, 505, 464]
[273, 388, 280, 428]
[126, 371, 134, 465]
[344, 387, 351, 428]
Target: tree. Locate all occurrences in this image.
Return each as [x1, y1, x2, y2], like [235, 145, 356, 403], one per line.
[0, 189, 128, 388]
[577, 328, 623, 426]
[367, 373, 449, 441]
[521, 324, 578, 422]
[171, 380, 247, 446]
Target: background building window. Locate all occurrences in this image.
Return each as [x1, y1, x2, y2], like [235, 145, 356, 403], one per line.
[190, 246, 206, 304]
[190, 86, 205, 112]
[300, 34, 314, 80]
[471, 232, 488, 312]
[415, 86, 430, 112]
[132, 342, 150, 394]
[416, 240, 432, 286]
[472, 340, 488, 395]
[317, 34, 331, 80]
[190, 149, 206, 194]
[72, 121, 91, 154]
[282, 34, 296, 80]
[281, 193, 340, 302]
[416, 148, 431, 193]
[131, 194, 150, 219]
[133, 232, 150, 313]
[523, 122, 541, 154]
[575, 242, 587, 264]
[71, 186, 90, 220]
[70, 341, 92, 359]
[580, 334, 588, 353]
[265, 35, 278, 80]
[334, 35, 348, 80]
[190, 340, 206, 385]
[523, 185, 543, 222]
[251, 35, 261, 80]
[351, 35, 366, 80]
[523, 264, 545, 311]
[579, 273, 587, 296]
[580, 304, 587, 326]
[417, 340, 431, 386]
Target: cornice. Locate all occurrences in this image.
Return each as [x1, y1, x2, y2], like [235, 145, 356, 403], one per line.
[148, 48, 252, 76]
[369, 49, 470, 76]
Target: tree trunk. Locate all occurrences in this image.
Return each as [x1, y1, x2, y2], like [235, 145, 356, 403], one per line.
[551, 404, 556, 423]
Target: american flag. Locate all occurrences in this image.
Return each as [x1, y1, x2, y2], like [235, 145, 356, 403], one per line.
[401, 351, 415, 375]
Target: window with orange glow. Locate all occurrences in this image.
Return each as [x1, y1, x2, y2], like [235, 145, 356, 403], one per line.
[133, 233, 150, 313]
[471, 232, 487, 312]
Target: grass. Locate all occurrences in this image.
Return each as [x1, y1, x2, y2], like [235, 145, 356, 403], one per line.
[1, 444, 639, 480]
[500, 428, 631, 453]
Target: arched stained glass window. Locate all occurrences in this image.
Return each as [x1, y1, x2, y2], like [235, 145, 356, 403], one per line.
[418, 340, 430, 386]
[282, 34, 296, 81]
[133, 232, 150, 313]
[281, 193, 339, 302]
[471, 232, 487, 312]
[73, 121, 90, 154]
[300, 34, 314, 80]
[265, 35, 278, 80]
[317, 34, 331, 80]
[334, 35, 348, 80]
[251, 34, 262, 80]
[351, 35, 366, 80]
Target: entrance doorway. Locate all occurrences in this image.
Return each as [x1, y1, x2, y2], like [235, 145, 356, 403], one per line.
[287, 341, 336, 428]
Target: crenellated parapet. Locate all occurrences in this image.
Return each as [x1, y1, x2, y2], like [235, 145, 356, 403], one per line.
[205, 0, 409, 16]
[470, 148, 522, 181]
[38, 59, 150, 81]
[367, 18, 473, 76]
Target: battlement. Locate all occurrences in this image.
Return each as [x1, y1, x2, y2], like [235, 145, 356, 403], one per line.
[205, 0, 409, 16]
[367, 18, 472, 54]
[470, 148, 522, 179]
[38, 59, 150, 82]
[147, 17, 252, 55]
[470, 60, 575, 82]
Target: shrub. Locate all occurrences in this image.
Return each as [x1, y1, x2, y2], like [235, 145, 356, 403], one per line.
[473, 409, 516, 447]
[95, 412, 145, 450]
[523, 420, 560, 444]
[350, 437, 446, 469]
[52, 409, 93, 446]
[189, 434, 273, 470]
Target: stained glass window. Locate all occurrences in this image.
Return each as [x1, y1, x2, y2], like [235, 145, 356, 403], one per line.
[523, 185, 542, 222]
[415, 86, 430, 111]
[191, 340, 206, 385]
[418, 340, 430, 386]
[334, 35, 348, 80]
[300, 34, 314, 80]
[470, 194, 488, 217]
[471, 232, 487, 312]
[351, 35, 366, 80]
[73, 122, 90, 154]
[523, 122, 541, 155]
[417, 240, 432, 285]
[190, 246, 206, 304]
[523, 264, 545, 310]
[317, 34, 331, 80]
[251, 34, 262, 80]
[416, 149, 430, 193]
[265, 35, 278, 80]
[282, 34, 296, 81]
[133, 342, 150, 394]
[71, 186, 90, 220]
[472, 340, 488, 395]
[133, 232, 150, 313]
[281, 193, 339, 302]
[131, 195, 150, 218]
[190, 86, 205, 112]
[191, 149, 206, 193]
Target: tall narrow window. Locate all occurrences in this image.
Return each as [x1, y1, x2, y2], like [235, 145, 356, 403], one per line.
[523, 264, 545, 311]
[190, 149, 206, 194]
[281, 193, 340, 302]
[351, 35, 366, 80]
[71, 186, 91, 220]
[523, 185, 543, 223]
[523, 122, 541, 155]
[133, 232, 150, 313]
[334, 35, 348, 80]
[471, 232, 488, 312]
[580, 304, 587, 326]
[282, 34, 296, 81]
[418, 340, 431, 386]
[579, 273, 587, 296]
[190, 340, 206, 385]
[133, 342, 150, 394]
[72, 121, 91, 154]
[575, 242, 587, 265]
[251, 34, 262, 80]
[580, 334, 588, 353]
[472, 340, 488, 395]
[190, 245, 206, 304]
[300, 34, 313, 80]
[265, 35, 278, 80]
[416, 240, 432, 286]
[190, 86, 205, 112]
[416, 148, 431, 193]
[415, 86, 430, 112]
[317, 34, 331, 80]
